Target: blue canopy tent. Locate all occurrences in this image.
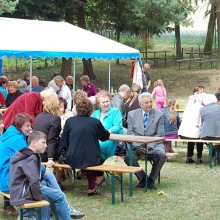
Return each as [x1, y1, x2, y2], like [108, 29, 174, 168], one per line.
[0, 17, 141, 90]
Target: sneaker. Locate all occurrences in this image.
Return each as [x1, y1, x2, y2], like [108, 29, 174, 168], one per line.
[2, 206, 18, 216]
[186, 158, 195, 163]
[69, 206, 85, 219]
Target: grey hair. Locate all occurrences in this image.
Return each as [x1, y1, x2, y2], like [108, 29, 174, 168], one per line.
[138, 92, 152, 102]
[118, 84, 130, 92]
[54, 75, 64, 82]
[18, 80, 27, 88]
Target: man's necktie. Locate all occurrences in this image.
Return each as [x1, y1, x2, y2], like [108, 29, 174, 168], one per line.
[143, 113, 148, 131]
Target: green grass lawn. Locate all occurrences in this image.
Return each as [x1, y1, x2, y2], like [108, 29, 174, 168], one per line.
[1, 144, 220, 220]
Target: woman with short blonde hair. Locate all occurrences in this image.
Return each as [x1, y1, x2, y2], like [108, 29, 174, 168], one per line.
[6, 81, 23, 107]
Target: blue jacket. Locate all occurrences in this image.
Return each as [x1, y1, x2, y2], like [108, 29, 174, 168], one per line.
[0, 125, 28, 192]
[91, 107, 123, 159]
[161, 106, 181, 135]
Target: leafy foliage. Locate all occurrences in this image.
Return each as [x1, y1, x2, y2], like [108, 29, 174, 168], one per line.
[0, 0, 18, 15]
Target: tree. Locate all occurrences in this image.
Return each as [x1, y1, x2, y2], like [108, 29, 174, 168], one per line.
[0, 0, 18, 15]
[204, 4, 216, 52]
[76, 0, 95, 79]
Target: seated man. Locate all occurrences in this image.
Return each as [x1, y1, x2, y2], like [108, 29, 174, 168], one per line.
[200, 93, 219, 139]
[10, 131, 85, 220]
[124, 92, 165, 190]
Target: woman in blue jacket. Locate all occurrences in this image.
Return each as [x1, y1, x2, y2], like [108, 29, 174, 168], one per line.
[91, 90, 123, 185]
[0, 112, 32, 216]
[92, 90, 123, 161]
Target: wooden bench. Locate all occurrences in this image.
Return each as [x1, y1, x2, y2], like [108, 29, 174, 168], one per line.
[0, 191, 50, 220]
[175, 58, 205, 69]
[165, 138, 220, 168]
[198, 59, 218, 69]
[43, 162, 142, 205]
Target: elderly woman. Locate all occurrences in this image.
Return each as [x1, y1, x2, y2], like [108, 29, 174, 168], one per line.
[6, 81, 23, 107]
[92, 90, 123, 160]
[72, 90, 96, 116]
[80, 75, 97, 97]
[59, 98, 110, 195]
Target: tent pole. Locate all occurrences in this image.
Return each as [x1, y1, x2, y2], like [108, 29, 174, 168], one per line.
[108, 61, 111, 93]
[29, 56, 33, 91]
[73, 59, 76, 91]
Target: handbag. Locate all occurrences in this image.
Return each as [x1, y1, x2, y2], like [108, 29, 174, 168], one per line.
[115, 142, 127, 156]
[58, 148, 67, 164]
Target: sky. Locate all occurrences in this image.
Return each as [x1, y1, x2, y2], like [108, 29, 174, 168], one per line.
[181, 2, 210, 32]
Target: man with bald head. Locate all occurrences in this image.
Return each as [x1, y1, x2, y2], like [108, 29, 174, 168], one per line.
[112, 84, 130, 129]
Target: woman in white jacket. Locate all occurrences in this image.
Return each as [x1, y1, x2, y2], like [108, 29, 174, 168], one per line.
[178, 90, 205, 164]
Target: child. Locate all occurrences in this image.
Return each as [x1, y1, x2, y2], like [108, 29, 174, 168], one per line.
[10, 131, 85, 220]
[151, 79, 167, 110]
[162, 97, 181, 154]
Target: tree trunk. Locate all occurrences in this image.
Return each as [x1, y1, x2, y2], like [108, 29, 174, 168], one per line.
[61, 57, 72, 78]
[76, 0, 95, 79]
[61, 7, 74, 77]
[204, 4, 216, 52]
[175, 24, 182, 59]
[216, 5, 220, 56]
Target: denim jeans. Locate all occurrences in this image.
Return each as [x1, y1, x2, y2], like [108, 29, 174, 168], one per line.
[40, 185, 71, 220]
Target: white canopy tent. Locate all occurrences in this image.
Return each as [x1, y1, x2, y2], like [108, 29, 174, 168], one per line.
[0, 17, 141, 90]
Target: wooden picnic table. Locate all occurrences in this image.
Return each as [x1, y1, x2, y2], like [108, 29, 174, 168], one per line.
[166, 138, 220, 169]
[141, 50, 172, 66]
[109, 134, 163, 192]
[186, 51, 214, 59]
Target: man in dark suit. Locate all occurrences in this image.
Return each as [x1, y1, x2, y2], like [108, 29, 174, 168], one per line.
[125, 92, 165, 190]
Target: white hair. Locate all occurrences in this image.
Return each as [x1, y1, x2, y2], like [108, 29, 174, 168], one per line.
[138, 92, 151, 102]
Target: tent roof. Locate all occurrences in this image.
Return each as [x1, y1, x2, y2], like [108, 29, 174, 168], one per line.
[0, 17, 140, 60]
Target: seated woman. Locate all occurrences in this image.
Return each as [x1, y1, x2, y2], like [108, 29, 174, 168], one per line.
[59, 99, 110, 195]
[91, 90, 123, 161]
[162, 96, 181, 154]
[0, 113, 33, 216]
[80, 75, 97, 97]
[6, 81, 23, 107]
[33, 91, 62, 184]
[125, 83, 141, 116]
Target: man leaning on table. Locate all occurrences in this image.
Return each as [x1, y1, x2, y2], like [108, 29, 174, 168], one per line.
[124, 92, 165, 190]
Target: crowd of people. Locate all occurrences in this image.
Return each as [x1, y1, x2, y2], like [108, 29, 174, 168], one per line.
[0, 64, 219, 219]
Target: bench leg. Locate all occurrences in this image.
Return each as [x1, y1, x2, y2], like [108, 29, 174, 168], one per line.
[111, 173, 116, 205]
[19, 208, 24, 220]
[208, 143, 213, 169]
[120, 174, 124, 202]
[129, 143, 133, 197]
[145, 153, 148, 192]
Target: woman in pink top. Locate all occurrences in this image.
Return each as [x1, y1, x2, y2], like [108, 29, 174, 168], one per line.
[151, 79, 167, 110]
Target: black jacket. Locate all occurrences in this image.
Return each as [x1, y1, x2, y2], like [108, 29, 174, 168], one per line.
[10, 148, 43, 206]
[59, 115, 110, 169]
[33, 112, 61, 160]
[6, 90, 23, 107]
